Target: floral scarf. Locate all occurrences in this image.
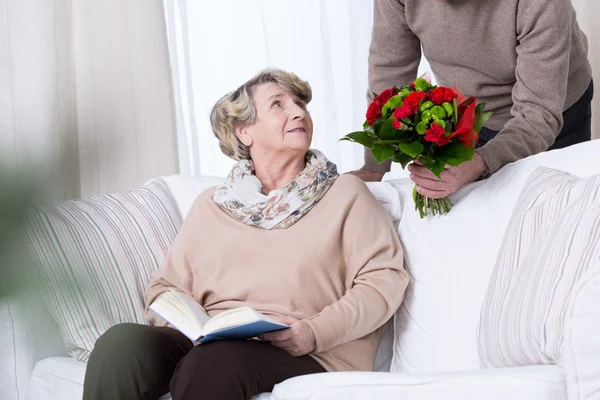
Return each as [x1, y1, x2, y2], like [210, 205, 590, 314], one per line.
[212, 149, 338, 229]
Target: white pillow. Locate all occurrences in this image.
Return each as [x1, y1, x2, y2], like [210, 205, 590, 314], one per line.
[564, 266, 600, 400]
[478, 167, 600, 367]
[23, 179, 181, 361]
[162, 174, 225, 217]
[388, 139, 600, 373]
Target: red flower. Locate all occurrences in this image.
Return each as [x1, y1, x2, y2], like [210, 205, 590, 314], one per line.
[429, 87, 458, 105]
[392, 119, 403, 130]
[403, 92, 427, 113]
[393, 105, 412, 120]
[424, 123, 449, 146]
[374, 88, 397, 107]
[448, 98, 478, 148]
[366, 101, 382, 125]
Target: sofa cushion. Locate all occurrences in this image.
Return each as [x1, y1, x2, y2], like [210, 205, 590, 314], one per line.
[271, 365, 566, 400]
[25, 357, 270, 400]
[564, 265, 600, 400]
[22, 179, 181, 361]
[478, 167, 600, 368]
[388, 139, 600, 373]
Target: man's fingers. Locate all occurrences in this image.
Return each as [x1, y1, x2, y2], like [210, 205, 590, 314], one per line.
[410, 174, 449, 191]
[415, 185, 449, 199]
[408, 164, 440, 180]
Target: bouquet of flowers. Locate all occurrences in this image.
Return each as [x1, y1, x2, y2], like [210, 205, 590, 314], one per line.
[342, 74, 492, 218]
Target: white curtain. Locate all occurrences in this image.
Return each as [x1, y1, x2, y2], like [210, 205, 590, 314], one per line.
[164, 0, 376, 178]
[165, 0, 598, 181]
[0, 0, 177, 201]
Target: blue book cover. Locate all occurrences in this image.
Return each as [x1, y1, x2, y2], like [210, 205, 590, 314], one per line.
[198, 320, 289, 343]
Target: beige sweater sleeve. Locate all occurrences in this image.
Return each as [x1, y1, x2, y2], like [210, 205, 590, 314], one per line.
[305, 178, 408, 353]
[364, 0, 422, 174]
[144, 196, 207, 326]
[475, 1, 574, 173]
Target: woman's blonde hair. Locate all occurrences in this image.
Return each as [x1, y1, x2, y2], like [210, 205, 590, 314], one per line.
[210, 68, 312, 160]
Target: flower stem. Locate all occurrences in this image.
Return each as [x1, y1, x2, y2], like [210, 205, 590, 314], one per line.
[412, 185, 454, 218]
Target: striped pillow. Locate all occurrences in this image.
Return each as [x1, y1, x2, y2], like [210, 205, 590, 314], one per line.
[478, 167, 600, 368]
[23, 178, 182, 361]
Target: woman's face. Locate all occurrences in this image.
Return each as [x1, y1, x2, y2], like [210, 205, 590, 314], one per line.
[237, 82, 313, 159]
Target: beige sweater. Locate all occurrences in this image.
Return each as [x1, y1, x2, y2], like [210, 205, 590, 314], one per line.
[144, 175, 408, 372]
[364, 0, 592, 174]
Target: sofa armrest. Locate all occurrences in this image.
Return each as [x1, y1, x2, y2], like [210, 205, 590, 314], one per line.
[0, 285, 67, 400]
[563, 267, 600, 400]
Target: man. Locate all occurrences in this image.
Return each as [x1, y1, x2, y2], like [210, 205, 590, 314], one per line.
[352, 0, 593, 199]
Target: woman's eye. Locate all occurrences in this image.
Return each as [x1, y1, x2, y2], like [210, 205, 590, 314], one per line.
[272, 101, 281, 108]
[296, 102, 306, 110]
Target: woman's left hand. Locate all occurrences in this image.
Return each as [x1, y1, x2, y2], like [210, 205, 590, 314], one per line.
[258, 316, 316, 357]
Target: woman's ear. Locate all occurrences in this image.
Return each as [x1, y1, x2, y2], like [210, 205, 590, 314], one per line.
[235, 126, 253, 147]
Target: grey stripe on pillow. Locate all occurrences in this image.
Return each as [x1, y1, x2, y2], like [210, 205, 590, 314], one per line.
[22, 178, 182, 361]
[478, 167, 600, 368]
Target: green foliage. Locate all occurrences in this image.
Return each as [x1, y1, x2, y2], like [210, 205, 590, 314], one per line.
[371, 142, 396, 162]
[398, 142, 425, 158]
[443, 142, 475, 166]
[340, 131, 375, 148]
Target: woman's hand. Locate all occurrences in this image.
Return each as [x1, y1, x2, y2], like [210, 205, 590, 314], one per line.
[258, 316, 316, 357]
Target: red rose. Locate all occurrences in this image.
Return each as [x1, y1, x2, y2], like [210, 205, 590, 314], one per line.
[392, 119, 403, 130]
[393, 105, 412, 120]
[429, 87, 458, 105]
[424, 123, 449, 146]
[448, 98, 478, 148]
[366, 101, 382, 125]
[374, 88, 397, 106]
[403, 91, 427, 113]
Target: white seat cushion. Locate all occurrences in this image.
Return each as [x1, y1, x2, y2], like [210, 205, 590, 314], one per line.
[270, 365, 566, 400]
[27, 358, 565, 400]
[25, 357, 271, 400]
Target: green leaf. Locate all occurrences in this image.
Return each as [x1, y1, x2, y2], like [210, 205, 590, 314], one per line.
[371, 143, 396, 163]
[473, 103, 493, 133]
[379, 117, 397, 140]
[427, 158, 446, 178]
[452, 98, 458, 125]
[340, 131, 375, 148]
[393, 151, 413, 169]
[398, 141, 425, 158]
[443, 142, 474, 166]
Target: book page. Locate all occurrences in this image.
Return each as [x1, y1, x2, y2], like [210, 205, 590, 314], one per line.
[201, 307, 287, 336]
[172, 290, 211, 328]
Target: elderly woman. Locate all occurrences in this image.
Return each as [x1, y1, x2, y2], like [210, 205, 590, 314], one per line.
[83, 68, 408, 400]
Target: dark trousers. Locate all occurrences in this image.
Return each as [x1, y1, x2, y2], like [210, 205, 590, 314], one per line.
[82, 323, 325, 400]
[477, 80, 594, 149]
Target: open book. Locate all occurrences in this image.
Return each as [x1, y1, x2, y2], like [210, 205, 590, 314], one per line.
[148, 289, 289, 343]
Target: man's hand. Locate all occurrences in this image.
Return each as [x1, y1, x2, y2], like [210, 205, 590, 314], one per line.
[408, 153, 487, 198]
[258, 316, 316, 357]
[347, 168, 385, 182]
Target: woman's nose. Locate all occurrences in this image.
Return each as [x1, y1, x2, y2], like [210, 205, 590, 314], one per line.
[290, 104, 306, 120]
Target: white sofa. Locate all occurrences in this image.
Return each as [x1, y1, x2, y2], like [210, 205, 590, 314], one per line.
[2, 140, 599, 400]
